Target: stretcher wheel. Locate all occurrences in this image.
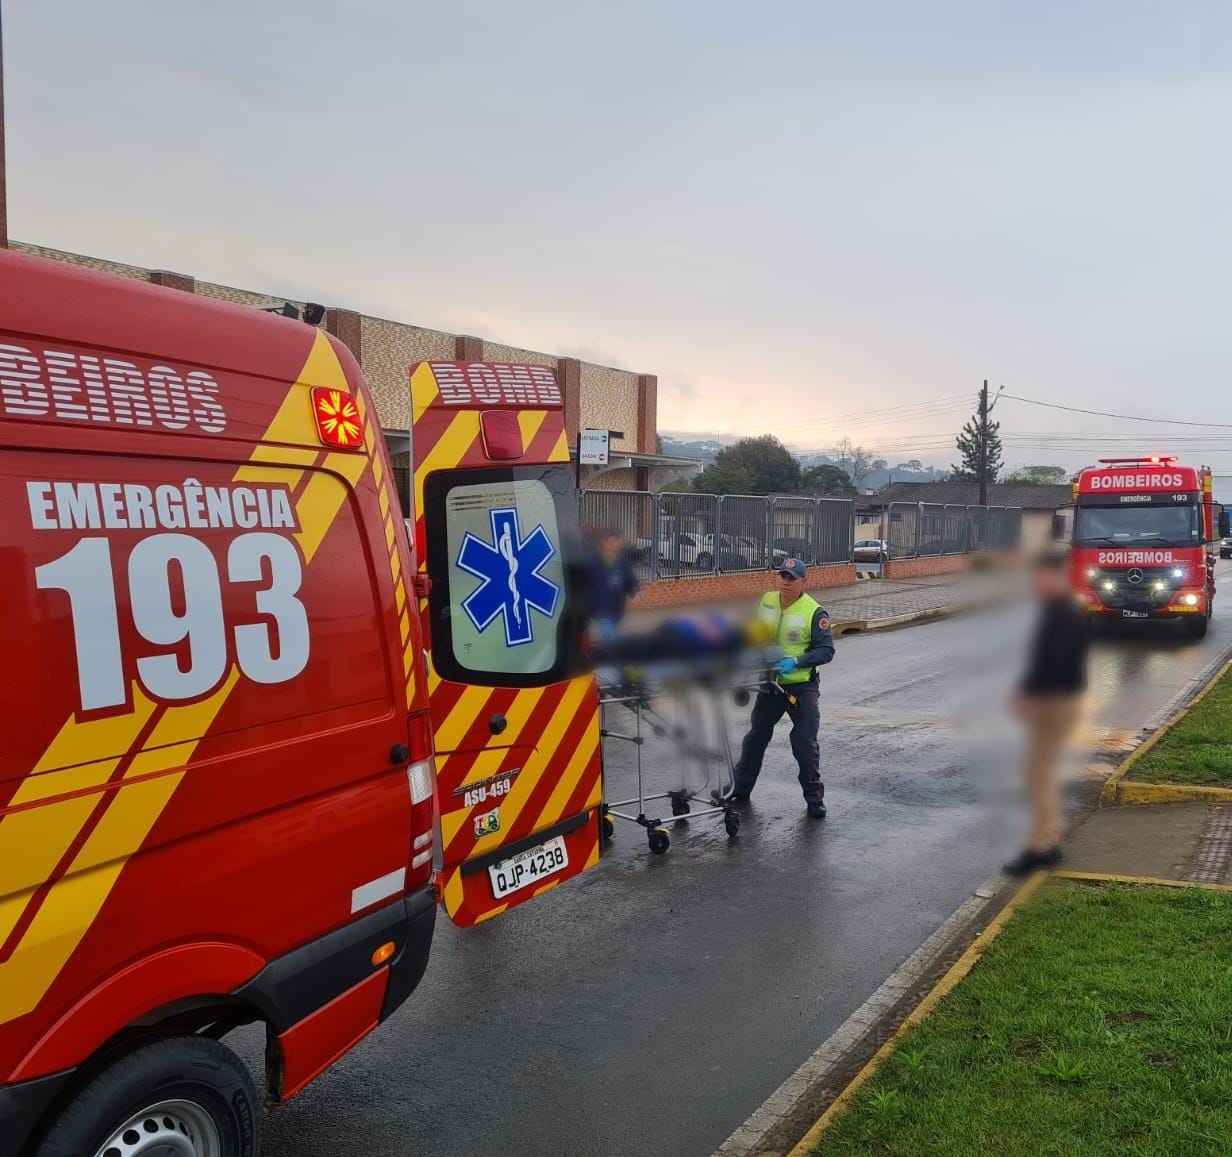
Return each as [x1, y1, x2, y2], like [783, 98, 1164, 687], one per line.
[724, 811, 741, 838]
[602, 814, 615, 840]
[648, 828, 671, 855]
[670, 795, 691, 817]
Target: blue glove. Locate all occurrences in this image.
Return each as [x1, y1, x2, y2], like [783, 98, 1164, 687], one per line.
[776, 657, 797, 676]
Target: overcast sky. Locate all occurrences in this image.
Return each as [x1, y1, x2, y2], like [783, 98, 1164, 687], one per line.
[6, 1, 1229, 475]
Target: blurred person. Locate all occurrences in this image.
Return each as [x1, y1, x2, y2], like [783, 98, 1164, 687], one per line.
[587, 528, 640, 641]
[1004, 550, 1090, 876]
[718, 559, 835, 816]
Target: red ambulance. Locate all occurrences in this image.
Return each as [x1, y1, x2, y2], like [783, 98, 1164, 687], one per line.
[1069, 456, 1215, 636]
[0, 249, 602, 1155]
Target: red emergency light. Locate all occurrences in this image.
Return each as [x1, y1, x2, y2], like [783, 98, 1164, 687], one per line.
[1098, 455, 1177, 466]
[311, 387, 363, 449]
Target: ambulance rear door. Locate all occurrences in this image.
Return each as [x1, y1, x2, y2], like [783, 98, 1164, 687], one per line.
[409, 361, 602, 926]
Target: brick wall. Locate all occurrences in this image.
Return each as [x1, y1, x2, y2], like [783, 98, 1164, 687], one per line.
[633, 563, 857, 610]
[882, 554, 970, 580]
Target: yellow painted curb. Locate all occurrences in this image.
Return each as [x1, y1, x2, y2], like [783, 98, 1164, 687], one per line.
[787, 871, 1048, 1156]
[1055, 870, 1232, 893]
[1112, 780, 1232, 805]
[1100, 653, 1232, 804]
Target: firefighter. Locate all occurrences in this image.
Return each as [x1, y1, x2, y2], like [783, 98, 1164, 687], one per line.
[721, 559, 835, 816]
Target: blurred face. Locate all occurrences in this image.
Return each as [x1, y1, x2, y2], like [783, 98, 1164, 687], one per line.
[601, 534, 621, 563]
[778, 570, 806, 602]
[1032, 562, 1067, 599]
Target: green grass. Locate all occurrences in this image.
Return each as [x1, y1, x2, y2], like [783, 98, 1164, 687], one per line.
[816, 881, 1232, 1156]
[1131, 667, 1232, 788]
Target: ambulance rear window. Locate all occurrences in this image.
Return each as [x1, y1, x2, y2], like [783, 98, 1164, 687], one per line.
[425, 464, 585, 686]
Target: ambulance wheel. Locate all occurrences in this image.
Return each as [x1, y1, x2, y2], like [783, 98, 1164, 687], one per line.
[648, 828, 671, 855]
[670, 795, 691, 817]
[602, 814, 615, 840]
[724, 811, 741, 838]
[34, 1035, 259, 1157]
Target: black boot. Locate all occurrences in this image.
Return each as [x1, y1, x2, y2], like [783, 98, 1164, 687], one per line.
[807, 800, 827, 818]
[1002, 846, 1061, 877]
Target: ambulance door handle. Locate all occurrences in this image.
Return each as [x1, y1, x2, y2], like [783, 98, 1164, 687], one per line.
[489, 713, 508, 736]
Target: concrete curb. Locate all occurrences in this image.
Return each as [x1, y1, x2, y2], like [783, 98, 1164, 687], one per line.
[1101, 653, 1232, 805]
[1055, 869, 1232, 893]
[831, 594, 1011, 637]
[783, 871, 1049, 1155]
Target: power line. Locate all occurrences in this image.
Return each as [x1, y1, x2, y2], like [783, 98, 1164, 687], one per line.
[1002, 392, 1232, 429]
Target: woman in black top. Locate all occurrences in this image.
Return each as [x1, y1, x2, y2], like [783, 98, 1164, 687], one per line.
[1004, 551, 1090, 876]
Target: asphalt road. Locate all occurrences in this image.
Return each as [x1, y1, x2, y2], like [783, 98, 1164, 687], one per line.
[245, 568, 1232, 1157]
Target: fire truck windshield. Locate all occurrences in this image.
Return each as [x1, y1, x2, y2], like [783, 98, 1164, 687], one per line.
[1073, 504, 1201, 548]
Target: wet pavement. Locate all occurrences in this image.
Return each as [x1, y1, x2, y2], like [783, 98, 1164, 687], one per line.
[245, 565, 1232, 1157]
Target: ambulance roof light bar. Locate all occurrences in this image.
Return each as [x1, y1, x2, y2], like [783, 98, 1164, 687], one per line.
[1097, 455, 1178, 466]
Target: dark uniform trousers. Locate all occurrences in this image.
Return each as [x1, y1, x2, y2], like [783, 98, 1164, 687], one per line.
[732, 683, 823, 804]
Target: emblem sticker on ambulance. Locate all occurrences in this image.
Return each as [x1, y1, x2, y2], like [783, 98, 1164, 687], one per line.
[311, 387, 362, 449]
[456, 507, 560, 646]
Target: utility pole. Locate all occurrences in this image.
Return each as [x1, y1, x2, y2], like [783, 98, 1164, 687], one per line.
[0, 0, 8, 249]
[977, 380, 989, 506]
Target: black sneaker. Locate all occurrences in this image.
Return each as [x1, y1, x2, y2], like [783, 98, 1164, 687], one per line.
[807, 802, 827, 819]
[711, 788, 749, 804]
[1002, 846, 1061, 877]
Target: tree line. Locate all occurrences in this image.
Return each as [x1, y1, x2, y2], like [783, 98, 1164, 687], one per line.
[676, 407, 1069, 497]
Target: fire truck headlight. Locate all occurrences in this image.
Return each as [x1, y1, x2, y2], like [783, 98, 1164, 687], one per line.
[1153, 582, 1165, 592]
[1184, 593, 1200, 606]
[1172, 567, 1184, 579]
[1086, 567, 1097, 579]
[1103, 581, 1115, 592]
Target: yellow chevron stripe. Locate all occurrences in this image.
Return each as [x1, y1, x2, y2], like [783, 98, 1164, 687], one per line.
[431, 685, 494, 755]
[412, 412, 479, 511]
[549, 429, 569, 463]
[483, 680, 589, 841]
[517, 409, 548, 449]
[441, 866, 465, 915]
[438, 688, 545, 849]
[0, 331, 369, 1027]
[530, 717, 599, 832]
[0, 670, 239, 1023]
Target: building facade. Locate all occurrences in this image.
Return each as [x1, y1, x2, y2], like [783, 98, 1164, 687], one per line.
[10, 242, 695, 501]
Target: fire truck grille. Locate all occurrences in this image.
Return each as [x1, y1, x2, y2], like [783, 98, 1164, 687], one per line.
[1089, 568, 1179, 610]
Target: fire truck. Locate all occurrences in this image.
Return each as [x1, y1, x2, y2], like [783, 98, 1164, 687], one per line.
[1070, 456, 1215, 636]
[0, 250, 602, 1155]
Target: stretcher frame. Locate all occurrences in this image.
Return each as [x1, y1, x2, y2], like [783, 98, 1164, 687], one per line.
[597, 663, 776, 855]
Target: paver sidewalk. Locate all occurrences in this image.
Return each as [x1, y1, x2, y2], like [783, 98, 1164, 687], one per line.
[1064, 802, 1232, 885]
[625, 568, 1022, 633]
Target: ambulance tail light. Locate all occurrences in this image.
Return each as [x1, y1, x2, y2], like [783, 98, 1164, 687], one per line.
[407, 712, 435, 805]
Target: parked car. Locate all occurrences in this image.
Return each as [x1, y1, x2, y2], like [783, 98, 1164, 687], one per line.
[770, 537, 816, 566]
[1221, 536, 1232, 560]
[854, 538, 889, 563]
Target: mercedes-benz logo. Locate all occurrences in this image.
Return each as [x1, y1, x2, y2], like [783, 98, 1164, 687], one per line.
[1127, 568, 1144, 585]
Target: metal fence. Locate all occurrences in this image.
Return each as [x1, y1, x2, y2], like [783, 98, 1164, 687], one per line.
[580, 491, 1023, 579]
[886, 501, 1022, 558]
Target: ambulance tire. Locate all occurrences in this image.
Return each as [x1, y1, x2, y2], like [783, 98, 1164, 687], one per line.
[34, 1036, 260, 1157]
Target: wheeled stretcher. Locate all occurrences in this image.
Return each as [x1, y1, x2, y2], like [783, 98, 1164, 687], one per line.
[593, 615, 782, 855]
